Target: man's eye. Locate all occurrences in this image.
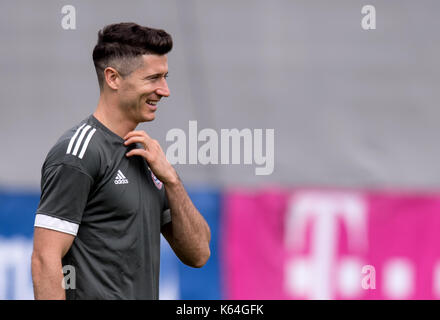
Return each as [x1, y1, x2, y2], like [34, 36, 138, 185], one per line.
[146, 74, 168, 81]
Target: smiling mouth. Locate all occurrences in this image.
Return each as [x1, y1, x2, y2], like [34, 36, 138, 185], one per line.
[146, 100, 159, 106]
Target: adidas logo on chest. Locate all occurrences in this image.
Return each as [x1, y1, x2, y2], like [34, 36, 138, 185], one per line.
[114, 170, 129, 184]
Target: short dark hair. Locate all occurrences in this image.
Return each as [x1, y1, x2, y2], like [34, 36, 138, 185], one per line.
[92, 22, 173, 89]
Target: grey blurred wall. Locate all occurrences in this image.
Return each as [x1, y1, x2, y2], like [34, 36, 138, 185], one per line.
[1, 0, 439, 189]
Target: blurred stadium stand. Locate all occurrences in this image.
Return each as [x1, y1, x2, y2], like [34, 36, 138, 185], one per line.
[1, 0, 440, 299]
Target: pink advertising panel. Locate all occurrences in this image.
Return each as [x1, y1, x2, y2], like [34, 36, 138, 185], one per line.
[222, 188, 440, 299]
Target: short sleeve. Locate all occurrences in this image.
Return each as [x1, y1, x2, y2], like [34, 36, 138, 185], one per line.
[161, 188, 171, 228]
[35, 164, 93, 235]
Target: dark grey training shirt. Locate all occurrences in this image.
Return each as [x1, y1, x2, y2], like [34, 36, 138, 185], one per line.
[34, 114, 171, 300]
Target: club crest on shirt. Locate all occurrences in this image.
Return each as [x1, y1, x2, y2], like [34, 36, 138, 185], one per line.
[150, 170, 163, 190]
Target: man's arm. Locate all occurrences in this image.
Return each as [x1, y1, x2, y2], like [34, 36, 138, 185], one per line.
[31, 227, 75, 299]
[124, 130, 211, 268]
[161, 176, 211, 268]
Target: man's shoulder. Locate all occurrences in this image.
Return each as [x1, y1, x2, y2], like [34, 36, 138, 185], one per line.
[43, 115, 103, 174]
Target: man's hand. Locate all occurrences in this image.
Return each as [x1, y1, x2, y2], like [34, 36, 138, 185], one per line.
[124, 130, 178, 185]
[124, 130, 211, 268]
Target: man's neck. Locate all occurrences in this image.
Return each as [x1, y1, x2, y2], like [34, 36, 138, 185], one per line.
[93, 95, 137, 139]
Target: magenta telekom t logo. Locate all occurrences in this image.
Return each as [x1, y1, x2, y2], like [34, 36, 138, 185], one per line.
[284, 191, 368, 299]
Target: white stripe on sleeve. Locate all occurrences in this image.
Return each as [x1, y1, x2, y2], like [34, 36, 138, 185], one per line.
[34, 214, 79, 236]
[66, 123, 86, 155]
[78, 128, 96, 159]
[72, 125, 91, 156]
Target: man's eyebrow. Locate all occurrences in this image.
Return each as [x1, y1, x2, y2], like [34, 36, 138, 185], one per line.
[143, 72, 168, 79]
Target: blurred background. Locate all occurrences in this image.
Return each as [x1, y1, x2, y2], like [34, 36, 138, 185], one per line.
[1, 0, 440, 299]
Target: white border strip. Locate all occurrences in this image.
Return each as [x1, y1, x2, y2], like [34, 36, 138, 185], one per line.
[34, 214, 79, 236]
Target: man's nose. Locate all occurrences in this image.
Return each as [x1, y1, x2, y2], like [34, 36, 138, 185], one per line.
[156, 78, 170, 98]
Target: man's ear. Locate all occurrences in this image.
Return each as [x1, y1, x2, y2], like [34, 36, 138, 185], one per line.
[104, 67, 121, 90]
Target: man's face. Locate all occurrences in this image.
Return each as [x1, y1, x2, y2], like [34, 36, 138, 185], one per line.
[117, 54, 170, 123]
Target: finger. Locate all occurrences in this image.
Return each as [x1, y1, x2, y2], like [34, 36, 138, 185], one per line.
[125, 148, 150, 158]
[124, 136, 148, 147]
[124, 130, 152, 141]
[123, 130, 145, 140]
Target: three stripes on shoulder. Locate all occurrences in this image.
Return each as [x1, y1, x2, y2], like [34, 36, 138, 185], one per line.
[66, 123, 96, 159]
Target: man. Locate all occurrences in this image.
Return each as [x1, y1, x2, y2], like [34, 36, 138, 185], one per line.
[31, 22, 211, 300]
